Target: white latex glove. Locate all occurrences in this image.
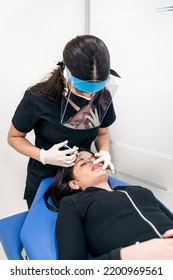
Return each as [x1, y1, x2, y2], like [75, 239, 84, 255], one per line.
[94, 150, 115, 173]
[40, 140, 78, 167]
[87, 108, 100, 128]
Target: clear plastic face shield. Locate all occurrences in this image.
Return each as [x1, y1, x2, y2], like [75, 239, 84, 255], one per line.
[61, 67, 119, 130]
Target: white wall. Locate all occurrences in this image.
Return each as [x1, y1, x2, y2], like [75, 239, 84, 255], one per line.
[90, 0, 173, 208]
[1, 0, 173, 260]
[0, 0, 86, 259]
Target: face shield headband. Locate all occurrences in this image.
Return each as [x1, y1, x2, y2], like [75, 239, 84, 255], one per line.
[63, 66, 108, 93]
[70, 76, 108, 93]
[61, 67, 119, 130]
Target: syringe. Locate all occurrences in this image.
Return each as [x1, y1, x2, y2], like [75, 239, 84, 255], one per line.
[64, 144, 80, 156]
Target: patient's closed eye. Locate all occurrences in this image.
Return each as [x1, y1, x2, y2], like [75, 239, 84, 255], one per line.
[81, 161, 87, 166]
[77, 154, 96, 166]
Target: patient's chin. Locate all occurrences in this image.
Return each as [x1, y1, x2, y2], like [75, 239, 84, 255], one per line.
[99, 170, 108, 179]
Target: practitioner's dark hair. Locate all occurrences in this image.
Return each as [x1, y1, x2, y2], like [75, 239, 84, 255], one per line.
[31, 35, 110, 100]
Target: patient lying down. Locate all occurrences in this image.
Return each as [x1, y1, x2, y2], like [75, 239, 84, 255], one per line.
[44, 149, 173, 260]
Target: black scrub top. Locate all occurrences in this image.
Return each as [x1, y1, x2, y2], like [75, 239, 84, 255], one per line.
[12, 88, 116, 202]
[57, 186, 173, 259]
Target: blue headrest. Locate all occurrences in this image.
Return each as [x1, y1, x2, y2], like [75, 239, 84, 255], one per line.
[20, 177, 58, 260]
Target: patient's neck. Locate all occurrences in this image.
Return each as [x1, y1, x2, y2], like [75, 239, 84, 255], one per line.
[84, 177, 112, 192]
[94, 181, 112, 191]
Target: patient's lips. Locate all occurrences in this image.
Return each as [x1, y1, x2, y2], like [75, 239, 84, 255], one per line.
[91, 163, 102, 171]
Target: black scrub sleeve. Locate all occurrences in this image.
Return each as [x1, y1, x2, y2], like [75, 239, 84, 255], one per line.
[57, 198, 88, 260]
[12, 90, 39, 133]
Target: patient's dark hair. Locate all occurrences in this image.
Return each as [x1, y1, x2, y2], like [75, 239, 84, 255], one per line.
[44, 165, 77, 212]
[44, 148, 94, 211]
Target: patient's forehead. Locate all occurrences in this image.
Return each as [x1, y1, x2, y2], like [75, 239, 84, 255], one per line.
[80, 151, 92, 157]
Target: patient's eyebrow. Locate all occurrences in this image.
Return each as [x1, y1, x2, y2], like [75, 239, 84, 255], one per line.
[76, 157, 88, 165]
[76, 154, 95, 166]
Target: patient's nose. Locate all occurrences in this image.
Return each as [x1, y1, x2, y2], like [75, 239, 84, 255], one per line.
[88, 157, 96, 164]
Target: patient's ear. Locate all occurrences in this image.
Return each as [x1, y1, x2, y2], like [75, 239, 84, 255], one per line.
[69, 180, 80, 190]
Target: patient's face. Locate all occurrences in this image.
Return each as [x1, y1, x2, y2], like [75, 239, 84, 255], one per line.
[73, 151, 108, 189]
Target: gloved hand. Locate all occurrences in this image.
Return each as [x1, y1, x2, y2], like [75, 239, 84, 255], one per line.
[87, 108, 100, 128]
[40, 140, 79, 167]
[94, 150, 115, 173]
